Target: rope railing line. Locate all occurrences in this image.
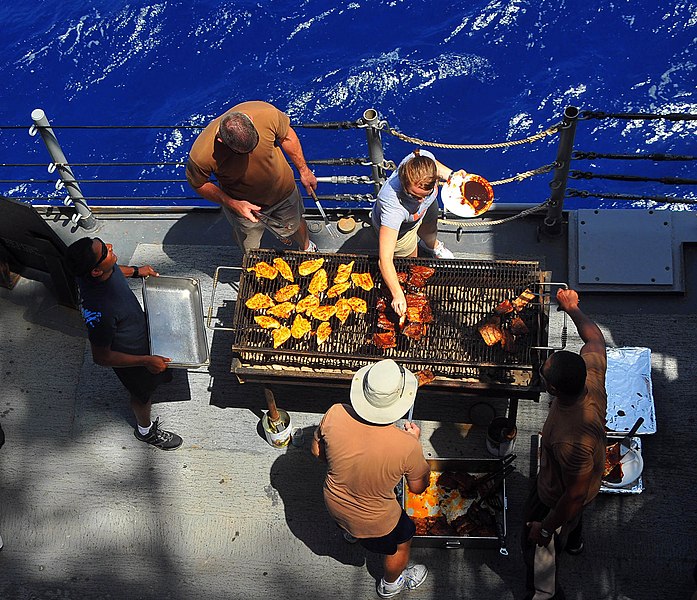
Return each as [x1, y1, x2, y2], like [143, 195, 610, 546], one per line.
[580, 110, 697, 121]
[384, 123, 562, 150]
[570, 171, 697, 185]
[489, 163, 556, 186]
[573, 151, 696, 162]
[566, 189, 697, 204]
[438, 202, 549, 228]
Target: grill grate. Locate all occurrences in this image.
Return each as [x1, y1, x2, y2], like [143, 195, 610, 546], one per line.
[232, 250, 550, 387]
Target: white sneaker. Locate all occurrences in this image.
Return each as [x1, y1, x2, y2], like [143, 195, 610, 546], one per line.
[377, 564, 428, 598]
[305, 240, 318, 252]
[419, 239, 454, 259]
[0, 532, 3, 550]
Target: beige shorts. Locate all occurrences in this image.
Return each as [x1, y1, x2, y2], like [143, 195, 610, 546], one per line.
[393, 201, 439, 257]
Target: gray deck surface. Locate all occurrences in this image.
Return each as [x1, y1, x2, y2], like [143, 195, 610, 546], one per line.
[1, 210, 696, 599]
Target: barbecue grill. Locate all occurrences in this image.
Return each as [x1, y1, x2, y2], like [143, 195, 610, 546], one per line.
[230, 249, 551, 399]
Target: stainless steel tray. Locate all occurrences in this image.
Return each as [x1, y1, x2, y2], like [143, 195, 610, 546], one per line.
[142, 276, 209, 368]
[599, 436, 644, 495]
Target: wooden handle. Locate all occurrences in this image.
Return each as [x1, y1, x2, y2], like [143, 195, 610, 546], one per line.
[264, 387, 280, 422]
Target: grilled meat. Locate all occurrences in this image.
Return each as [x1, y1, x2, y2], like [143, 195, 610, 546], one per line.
[327, 281, 352, 298]
[254, 316, 281, 329]
[377, 312, 397, 331]
[247, 261, 278, 280]
[478, 316, 503, 346]
[296, 294, 320, 315]
[375, 297, 387, 312]
[290, 314, 312, 339]
[298, 257, 325, 276]
[372, 331, 397, 349]
[428, 517, 455, 537]
[334, 260, 355, 284]
[274, 284, 300, 303]
[494, 299, 515, 315]
[509, 316, 529, 336]
[501, 329, 516, 353]
[346, 297, 367, 314]
[351, 272, 374, 291]
[603, 442, 623, 482]
[402, 322, 427, 340]
[245, 293, 275, 310]
[334, 298, 352, 324]
[308, 268, 328, 296]
[415, 369, 435, 387]
[406, 304, 433, 324]
[396, 272, 408, 284]
[409, 265, 435, 280]
[266, 301, 295, 319]
[272, 326, 291, 348]
[310, 305, 337, 321]
[405, 293, 429, 308]
[273, 257, 294, 282]
[316, 321, 332, 345]
[512, 288, 536, 311]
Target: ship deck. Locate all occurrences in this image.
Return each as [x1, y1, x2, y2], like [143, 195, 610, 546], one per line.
[1, 208, 696, 599]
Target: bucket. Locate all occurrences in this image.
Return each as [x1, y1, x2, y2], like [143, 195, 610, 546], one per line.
[486, 416, 517, 457]
[262, 409, 292, 448]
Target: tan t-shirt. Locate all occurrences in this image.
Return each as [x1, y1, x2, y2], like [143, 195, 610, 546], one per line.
[186, 101, 296, 207]
[538, 352, 608, 507]
[317, 403, 430, 538]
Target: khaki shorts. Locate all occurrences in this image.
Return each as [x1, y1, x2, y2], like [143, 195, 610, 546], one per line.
[393, 201, 439, 257]
[223, 186, 304, 252]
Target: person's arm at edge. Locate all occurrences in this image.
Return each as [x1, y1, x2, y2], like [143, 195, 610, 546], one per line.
[191, 181, 261, 222]
[279, 126, 318, 195]
[118, 265, 159, 278]
[378, 225, 407, 316]
[556, 288, 606, 356]
[311, 426, 326, 461]
[90, 343, 170, 374]
[404, 421, 429, 493]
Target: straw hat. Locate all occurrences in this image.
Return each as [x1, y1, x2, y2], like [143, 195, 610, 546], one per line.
[350, 359, 418, 424]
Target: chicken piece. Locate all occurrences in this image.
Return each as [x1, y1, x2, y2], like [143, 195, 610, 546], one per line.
[316, 321, 332, 345]
[478, 317, 503, 346]
[334, 260, 355, 284]
[290, 314, 311, 339]
[509, 316, 529, 336]
[409, 265, 435, 280]
[327, 281, 352, 298]
[272, 326, 291, 349]
[494, 299, 515, 315]
[296, 295, 320, 315]
[405, 293, 429, 308]
[310, 305, 337, 321]
[415, 369, 435, 387]
[273, 257, 294, 282]
[407, 273, 429, 289]
[396, 272, 408, 285]
[274, 284, 300, 303]
[377, 312, 397, 331]
[501, 329, 516, 353]
[308, 268, 328, 296]
[254, 315, 281, 329]
[245, 293, 275, 310]
[512, 288, 536, 312]
[375, 297, 388, 312]
[267, 301, 295, 320]
[406, 304, 433, 324]
[298, 257, 325, 276]
[346, 297, 367, 314]
[402, 322, 427, 340]
[334, 298, 352, 324]
[351, 272, 374, 291]
[372, 331, 397, 349]
[246, 261, 278, 280]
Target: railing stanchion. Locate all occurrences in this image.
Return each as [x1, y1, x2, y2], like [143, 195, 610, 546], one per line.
[361, 108, 387, 195]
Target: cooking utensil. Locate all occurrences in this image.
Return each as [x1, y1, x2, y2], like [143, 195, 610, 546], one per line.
[619, 416, 644, 456]
[252, 211, 293, 246]
[264, 387, 288, 433]
[310, 189, 339, 238]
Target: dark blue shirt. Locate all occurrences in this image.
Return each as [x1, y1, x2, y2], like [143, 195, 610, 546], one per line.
[77, 265, 149, 355]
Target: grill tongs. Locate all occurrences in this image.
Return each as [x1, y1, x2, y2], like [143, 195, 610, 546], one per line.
[478, 453, 516, 557]
[252, 211, 293, 246]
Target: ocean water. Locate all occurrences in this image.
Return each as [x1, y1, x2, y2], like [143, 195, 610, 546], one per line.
[0, 0, 695, 209]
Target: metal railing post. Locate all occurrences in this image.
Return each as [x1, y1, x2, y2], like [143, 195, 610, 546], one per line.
[31, 108, 97, 231]
[541, 105, 579, 238]
[361, 108, 387, 195]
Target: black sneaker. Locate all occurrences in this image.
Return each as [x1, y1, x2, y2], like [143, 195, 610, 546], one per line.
[566, 538, 584, 555]
[134, 418, 183, 451]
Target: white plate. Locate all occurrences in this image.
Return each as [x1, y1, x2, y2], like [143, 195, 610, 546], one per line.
[601, 445, 644, 489]
[441, 172, 494, 218]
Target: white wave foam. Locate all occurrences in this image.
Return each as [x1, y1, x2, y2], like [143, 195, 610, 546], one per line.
[445, 0, 528, 42]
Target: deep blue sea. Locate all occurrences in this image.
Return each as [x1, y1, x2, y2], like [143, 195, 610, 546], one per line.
[0, 1, 695, 210]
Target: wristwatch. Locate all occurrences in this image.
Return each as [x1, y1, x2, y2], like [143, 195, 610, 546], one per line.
[130, 266, 140, 278]
[540, 526, 552, 538]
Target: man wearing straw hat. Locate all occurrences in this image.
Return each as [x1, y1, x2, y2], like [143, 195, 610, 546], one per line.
[311, 359, 430, 598]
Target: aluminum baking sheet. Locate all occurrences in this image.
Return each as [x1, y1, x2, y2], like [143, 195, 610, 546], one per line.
[605, 347, 656, 434]
[142, 276, 209, 368]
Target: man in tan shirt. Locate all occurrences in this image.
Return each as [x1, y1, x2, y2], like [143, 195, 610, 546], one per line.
[524, 288, 607, 600]
[312, 359, 430, 598]
[186, 100, 318, 252]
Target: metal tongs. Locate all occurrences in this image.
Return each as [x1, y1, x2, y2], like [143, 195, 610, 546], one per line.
[309, 189, 339, 238]
[252, 211, 293, 246]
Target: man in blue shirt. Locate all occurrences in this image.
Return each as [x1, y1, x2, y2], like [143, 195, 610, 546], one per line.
[66, 237, 182, 450]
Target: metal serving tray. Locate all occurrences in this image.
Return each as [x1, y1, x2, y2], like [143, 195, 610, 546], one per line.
[401, 458, 507, 550]
[599, 435, 644, 495]
[142, 276, 209, 368]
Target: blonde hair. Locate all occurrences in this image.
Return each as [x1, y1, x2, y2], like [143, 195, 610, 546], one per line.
[398, 148, 438, 193]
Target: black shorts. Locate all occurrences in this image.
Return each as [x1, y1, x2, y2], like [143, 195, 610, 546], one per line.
[359, 509, 416, 555]
[113, 366, 170, 403]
